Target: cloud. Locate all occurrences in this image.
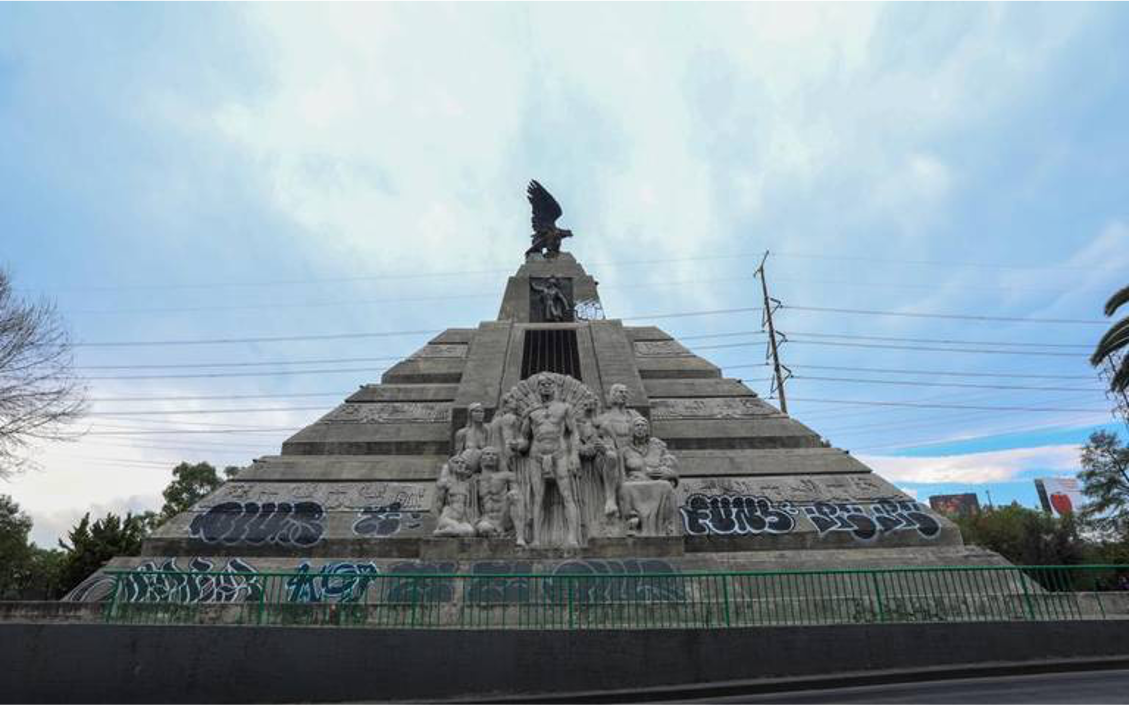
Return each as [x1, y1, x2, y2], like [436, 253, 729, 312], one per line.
[858, 444, 1080, 484]
[27, 494, 162, 549]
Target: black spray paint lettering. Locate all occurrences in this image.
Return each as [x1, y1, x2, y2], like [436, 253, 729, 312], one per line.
[804, 500, 940, 541]
[352, 502, 423, 537]
[680, 494, 798, 537]
[188, 501, 324, 546]
[286, 561, 380, 603]
[382, 561, 457, 603]
[120, 557, 262, 604]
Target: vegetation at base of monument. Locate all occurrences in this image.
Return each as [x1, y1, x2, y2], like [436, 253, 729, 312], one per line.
[1078, 430, 1129, 539]
[953, 504, 1088, 567]
[0, 495, 65, 599]
[0, 461, 238, 598]
[158, 462, 239, 523]
[954, 501, 1129, 584]
[0, 269, 86, 478]
[55, 511, 152, 597]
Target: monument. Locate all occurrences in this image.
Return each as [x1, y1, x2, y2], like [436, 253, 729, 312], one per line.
[65, 181, 1009, 602]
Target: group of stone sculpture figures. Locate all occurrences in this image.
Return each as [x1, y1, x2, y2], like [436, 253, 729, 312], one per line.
[432, 373, 680, 548]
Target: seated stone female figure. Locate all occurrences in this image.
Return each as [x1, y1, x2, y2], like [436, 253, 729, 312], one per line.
[619, 417, 680, 537]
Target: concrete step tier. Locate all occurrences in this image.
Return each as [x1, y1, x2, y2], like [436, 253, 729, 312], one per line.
[139, 470, 959, 558]
[246, 448, 870, 482]
[68, 544, 1006, 603]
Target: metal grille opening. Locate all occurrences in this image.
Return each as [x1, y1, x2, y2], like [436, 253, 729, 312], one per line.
[520, 329, 582, 379]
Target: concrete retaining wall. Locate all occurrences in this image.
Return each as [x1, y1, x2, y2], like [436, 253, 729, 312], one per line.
[2, 620, 1127, 702]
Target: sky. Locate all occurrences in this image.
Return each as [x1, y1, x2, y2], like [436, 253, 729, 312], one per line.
[2, 3, 1128, 547]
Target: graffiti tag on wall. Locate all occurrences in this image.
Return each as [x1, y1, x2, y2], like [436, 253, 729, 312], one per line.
[118, 557, 262, 604]
[188, 501, 324, 546]
[461, 558, 684, 604]
[286, 561, 380, 603]
[352, 502, 424, 537]
[681, 494, 798, 536]
[803, 500, 941, 541]
[680, 494, 942, 542]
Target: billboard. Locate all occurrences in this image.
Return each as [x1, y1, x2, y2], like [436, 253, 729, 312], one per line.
[1034, 477, 1086, 517]
[928, 493, 981, 518]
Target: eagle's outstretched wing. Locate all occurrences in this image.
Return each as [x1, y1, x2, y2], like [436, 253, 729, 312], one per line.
[527, 180, 563, 231]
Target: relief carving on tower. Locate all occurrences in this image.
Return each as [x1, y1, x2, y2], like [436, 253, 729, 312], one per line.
[433, 373, 682, 548]
[320, 402, 452, 424]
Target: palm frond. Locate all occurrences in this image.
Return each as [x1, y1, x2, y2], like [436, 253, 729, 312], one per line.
[1105, 284, 1129, 317]
[1111, 355, 1129, 394]
[1090, 316, 1129, 365]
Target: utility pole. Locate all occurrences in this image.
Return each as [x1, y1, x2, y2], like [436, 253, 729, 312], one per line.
[755, 251, 790, 415]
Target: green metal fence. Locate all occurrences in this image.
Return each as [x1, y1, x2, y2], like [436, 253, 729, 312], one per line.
[101, 564, 1129, 629]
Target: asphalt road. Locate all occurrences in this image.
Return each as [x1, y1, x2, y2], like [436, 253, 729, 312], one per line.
[689, 668, 1129, 704]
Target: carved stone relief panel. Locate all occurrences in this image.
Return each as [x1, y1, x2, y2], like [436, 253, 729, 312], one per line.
[633, 340, 691, 357]
[650, 397, 769, 420]
[410, 344, 469, 359]
[319, 402, 452, 424]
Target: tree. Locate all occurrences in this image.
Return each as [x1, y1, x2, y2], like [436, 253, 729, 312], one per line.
[56, 512, 150, 597]
[953, 503, 1087, 567]
[0, 494, 33, 599]
[0, 269, 86, 476]
[1078, 430, 1129, 540]
[0, 494, 66, 599]
[1091, 283, 1129, 404]
[158, 461, 238, 522]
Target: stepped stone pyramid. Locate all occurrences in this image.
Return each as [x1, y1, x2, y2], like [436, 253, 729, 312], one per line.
[66, 251, 1007, 602]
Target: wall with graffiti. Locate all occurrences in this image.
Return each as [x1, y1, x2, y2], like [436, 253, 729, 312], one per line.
[677, 474, 947, 544]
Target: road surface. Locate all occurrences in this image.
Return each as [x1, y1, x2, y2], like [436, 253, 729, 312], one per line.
[688, 668, 1129, 704]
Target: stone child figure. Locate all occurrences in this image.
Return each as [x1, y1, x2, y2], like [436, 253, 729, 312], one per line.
[619, 417, 680, 537]
[455, 402, 491, 472]
[508, 373, 583, 548]
[475, 446, 527, 546]
[432, 454, 476, 537]
[489, 393, 522, 475]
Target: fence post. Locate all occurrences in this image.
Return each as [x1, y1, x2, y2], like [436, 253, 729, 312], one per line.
[567, 576, 575, 630]
[256, 574, 267, 626]
[1019, 570, 1037, 620]
[103, 574, 120, 623]
[871, 572, 885, 623]
[410, 578, 419, 628]
[721, 575, 732, 628]
[1093, 573, 1106, 620]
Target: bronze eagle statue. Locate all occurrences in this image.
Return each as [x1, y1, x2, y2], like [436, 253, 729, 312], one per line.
[525, 180, 573, 258]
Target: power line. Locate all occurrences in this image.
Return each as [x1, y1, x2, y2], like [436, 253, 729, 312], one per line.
[85, 428, 296, 436]
[850, 414, 1113, 453]
[787, 363, 1096, 380]
[87, 391, 350, 402]
[68, 300, 1106, 349]
[74, 330, 437, 349]
[771, 251, 1119, 272]
[783, 339, 1083, 357]
[778, 330, 1092, 349]
[64, 272, 1092, 317]
[73, 327, 1090, 374]
[86, 405, 332, 417]
[781, 397, 1108, 413]
[40, 248, 1119, 295]
[699, 338, 1083, 357]
[783, 304, 1106, 325]
[38, 253, 772, 293]
[84, 366, 388, 381]
[792, 375, 1103, 393]
[77, 357, 402, 371]
[621, 307, 763, 321]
